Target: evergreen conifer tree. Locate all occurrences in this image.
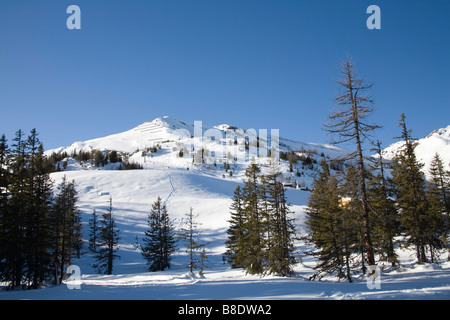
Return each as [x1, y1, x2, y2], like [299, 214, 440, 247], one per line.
[426, 153, 449, 261]
[392, 114, 430, 263]
[141, 196, 176, 271]
[305, 160, 352, 282]
[368, 141, 399, 267]
[265, 173, 296, 276]
[51, 176, 83, 284]
[178, 207, 206, 273]
[224, 186, 245, 268]
[89, 209, 99, 253]
[241, 164, 265, 274]
[95, 196, 120, 274]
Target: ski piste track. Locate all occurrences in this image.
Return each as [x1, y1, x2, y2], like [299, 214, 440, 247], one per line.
[163, 167, 177, 208]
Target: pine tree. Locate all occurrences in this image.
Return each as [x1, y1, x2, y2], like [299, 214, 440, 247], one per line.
[95, 196, 120, 274]
[0, 130, 56, 288]
[392, 114, 429, 263]
[178, 207, 206, 273]
[305, 160, 353, 282]
[89, 209, 99, 253]
[368, 141, 399, 267]
[3, 129, 29, 287]
[240, 164, 265, 275]
[24, 142, 53, 288]
[0, 135, 9, 283]
[265, 173, 296, 276]
[141, 196, 176, 271]
[224, 186, 245, 268]
[324, 59, 380, 269]
[51, 176, 83, 284]
[339, 165, 365, 277]
[428, 153, 450, 221]
[427, 153, 449, 261]
[199, 248, 209, 276]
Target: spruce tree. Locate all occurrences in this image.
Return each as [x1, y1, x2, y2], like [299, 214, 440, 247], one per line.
[368, 141, 399, 267]
[141, 196, 176, 271]
[95, 196, 120, 274]
[51, 176, 83, 284]
[225, 186, 245, 268]
[0, 130, 55, 288]
[24, 142, 53, 288]
[265, 173, 296, 276]
[4, 129, 28, 287]
[391, 114, 429, 263]
[427, 153, 449, 261]
[240, 164, 265, 275]
[305, 160, 353, 282]
[339, 165, 365, 277]
[0, 135, 9, 283]
[178, 207, 206, 273]
[89, 209, 99, 253]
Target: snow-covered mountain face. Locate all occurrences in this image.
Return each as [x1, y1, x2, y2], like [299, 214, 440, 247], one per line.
[381, 125, 450, 178]
[45, 116, 349, 182]
[47, 116, 347, 158]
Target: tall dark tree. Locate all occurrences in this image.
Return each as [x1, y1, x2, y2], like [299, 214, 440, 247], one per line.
[265, 173, 296, 276]
[305, 160, 352, 281]
[240, 164, 265, 275]
[24, 142, 53, 288]
[224, 186, 245, 268]
[324, 59, 380, 269]
[368, 141, 399, 267]
[0, 130, 56, 289]
[178, 207, 206, 273]
[391, 114, 430, 264]
[95, 196, 120, 274]
[0, 135, 9, 281]
[141, 196, 176, 271]
[88, 209, 99, 253]
[426, 153, 449, 261]
[51, 176, 82, 284]
[3, 130, 28, 287]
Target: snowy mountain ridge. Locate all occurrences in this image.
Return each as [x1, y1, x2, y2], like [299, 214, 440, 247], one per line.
[382, 124, 450, 177]
[46, 115, 348, 159]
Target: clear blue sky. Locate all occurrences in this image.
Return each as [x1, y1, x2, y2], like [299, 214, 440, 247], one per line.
[1, 0, 449, 151]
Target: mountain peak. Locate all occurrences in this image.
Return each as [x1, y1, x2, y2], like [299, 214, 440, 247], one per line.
[382, 124, 450, 177]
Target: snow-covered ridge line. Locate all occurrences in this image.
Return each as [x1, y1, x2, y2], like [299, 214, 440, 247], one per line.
[382, 124, 450, 177]
[44, 115, 350, 160]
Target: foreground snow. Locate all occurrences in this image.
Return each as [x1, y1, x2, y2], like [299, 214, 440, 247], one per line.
[1, 257, 449, 300]
[1, 167, 449, 300]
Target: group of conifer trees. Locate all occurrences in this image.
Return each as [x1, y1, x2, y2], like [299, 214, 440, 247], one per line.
[225, 164, 297, 276]
[139, 198, 208, 275]
[0, 130, 82, 289]
[88, 197, 121, 275]
[305, 59, 450, 282]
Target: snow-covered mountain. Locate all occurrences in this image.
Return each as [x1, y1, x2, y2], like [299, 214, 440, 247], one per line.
[2, 118, 449, 300]
[45, 116, 350, 188]
[46, 115, 348, 159]
[381, 125, 450, 178]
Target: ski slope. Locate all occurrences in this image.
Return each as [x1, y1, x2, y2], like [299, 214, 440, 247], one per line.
[1, 166, 450, 300]
[2, 118, 450, 300]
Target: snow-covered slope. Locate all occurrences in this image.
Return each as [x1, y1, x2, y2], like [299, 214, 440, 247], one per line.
[46, 116, 349, 160]
[2, 118, 449, 300]
[382, 125, 450, 178]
